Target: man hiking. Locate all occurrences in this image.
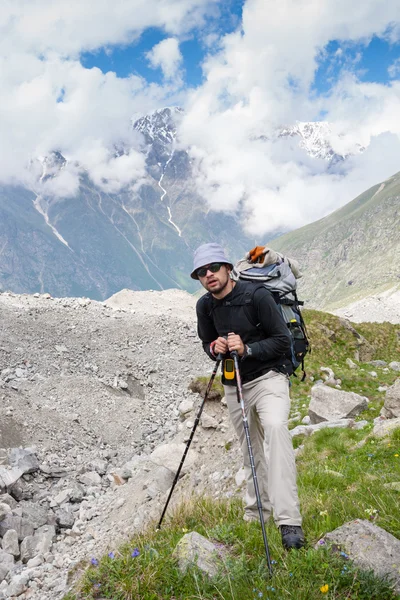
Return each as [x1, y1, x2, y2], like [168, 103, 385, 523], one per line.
[191, 242, 305, 550]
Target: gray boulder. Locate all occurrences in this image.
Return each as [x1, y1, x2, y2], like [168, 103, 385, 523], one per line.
[149, 443, 197, 474]
[290, 419, 368, 438]
[1, 529, 19, 557]
[19, 501, 49, 530]
[0, 467, 23, 492]
[319, 520, 400, 593]
[172, 531, 226, 577]
[8, 448, 39, 474]
[309, 385, 368, 424]
[0, 503, 11, 522]
[389, 362, 400, 372]
[381, 378, 400, 419]
[373, 417, 400, 438]
[20, 532, 52, 563]
[0, 515, 34, 541]
[0, 549, 14, 581]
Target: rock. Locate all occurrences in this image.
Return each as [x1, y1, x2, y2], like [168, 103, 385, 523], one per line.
[20, 533, 52, 563]
[369, 371, 378, 378]
[0, 494, 17, 509]
[4, 573, 29, 597]
[54, 506, 76, 529]
[301, 415, 311, 425]
[346, 358, 358, 369]
[2, 529, 20, 557]
[178, 399, 194, 417]
[52, 489, 72, 506]
[368, 360, 387, 367]
[78, 471, 102, 486]
[389, 361, 400, 372]
[381, 378, 400, 419]
[320, 366, 339, 385]
[19, 501, 49, 529]
[0, 515, 34, 541]
[373, 417, 400, 438]
[88, 459, 108, 476]
[172, 531, 226, 577]
[0, 549, 14, 581]
[200, 413, 219, 429]
[0, 466, 24, 491]
[8, 448, 39, 475]
[383, 482, 400, 492]
[290, 419, 368, 438]
[149, 443, 198, 474]
[308, 385, 368, 424]
[235, 468, 246, 487]
[0, 502, 12, 521]
[318, 520, 400, 593]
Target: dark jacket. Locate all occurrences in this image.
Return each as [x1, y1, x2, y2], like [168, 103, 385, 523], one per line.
[196, 280, 292, 385]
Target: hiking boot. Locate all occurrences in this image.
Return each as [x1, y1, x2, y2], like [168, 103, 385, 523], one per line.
[280, 525, 305, 550]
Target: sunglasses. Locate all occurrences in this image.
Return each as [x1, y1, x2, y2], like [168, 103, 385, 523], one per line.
[196, 262, 223, 278]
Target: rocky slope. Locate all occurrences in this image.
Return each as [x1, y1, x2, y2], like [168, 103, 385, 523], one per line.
[271, 170, 400, 311]
[0, 289, 399, 599]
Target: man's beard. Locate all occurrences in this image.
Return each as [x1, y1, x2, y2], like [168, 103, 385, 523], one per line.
[205, 275, 229, 295]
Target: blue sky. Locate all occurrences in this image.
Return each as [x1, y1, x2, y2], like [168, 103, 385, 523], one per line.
[82, 0, 244, 87]
[81, 3, 400, 94]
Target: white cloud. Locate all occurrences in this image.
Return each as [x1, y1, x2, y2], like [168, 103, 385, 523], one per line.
[146, 38, 183, 81]
[388, 57, 400, 78]
[1, 0, 400, 237]
[0, 0, 214, 192]
[178, 0, 400, 237]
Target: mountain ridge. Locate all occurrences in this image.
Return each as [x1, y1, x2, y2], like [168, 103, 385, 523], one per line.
[270, 170, 400, 310]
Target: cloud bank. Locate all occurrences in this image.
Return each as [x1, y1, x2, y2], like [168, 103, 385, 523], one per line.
[179, 0, 400, 235]
[1, 0, 400, 235]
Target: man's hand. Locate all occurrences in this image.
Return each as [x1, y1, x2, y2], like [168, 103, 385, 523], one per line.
[213, 336, 229, 355]
[227, 332, 246, 356]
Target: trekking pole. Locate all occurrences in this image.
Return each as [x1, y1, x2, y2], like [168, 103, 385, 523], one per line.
[231, 350, 273, 577]
[157, 356, 222, 530]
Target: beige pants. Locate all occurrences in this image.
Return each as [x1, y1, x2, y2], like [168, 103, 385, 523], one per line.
[224, 370, 302, 527]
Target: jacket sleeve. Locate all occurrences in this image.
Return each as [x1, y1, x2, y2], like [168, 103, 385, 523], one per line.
[247, 287, 291, 360]
[196, 295, 219, 361]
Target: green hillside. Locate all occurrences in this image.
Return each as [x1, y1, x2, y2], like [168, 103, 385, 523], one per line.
[270, 171, 400, 309]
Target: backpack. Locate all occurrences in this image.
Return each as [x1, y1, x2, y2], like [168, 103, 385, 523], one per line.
[233, 246, 310, 380]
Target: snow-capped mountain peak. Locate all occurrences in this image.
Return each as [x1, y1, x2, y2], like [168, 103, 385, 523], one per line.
[278, 121, 365, 161]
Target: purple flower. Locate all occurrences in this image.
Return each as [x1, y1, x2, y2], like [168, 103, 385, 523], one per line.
[318, 539, 326, 545]
[108, 552, 115, 559]
[131, 548, 140, 558]
[91, 557, 99, 566]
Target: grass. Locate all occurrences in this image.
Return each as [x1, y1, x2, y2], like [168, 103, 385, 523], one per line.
[64, 312, 400, 599]
[64, 429, 400, 600]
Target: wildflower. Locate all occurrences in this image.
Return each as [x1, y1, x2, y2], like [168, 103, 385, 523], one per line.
[108, 552, 115, 559]
[320, 584, 329, 593]
[182, 527, 188, 533]
[90, 557, 98, 566]
[271, 560, 277, 565]
[319, 510, 328, 517]
[395, 454, 399, 458]
[318, 539, 326, 545]
[340, 551, 349, 559]
[131, 548, 140, 558]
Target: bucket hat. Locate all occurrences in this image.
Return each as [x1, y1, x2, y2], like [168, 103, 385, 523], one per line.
[190, 242, 233, 280]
